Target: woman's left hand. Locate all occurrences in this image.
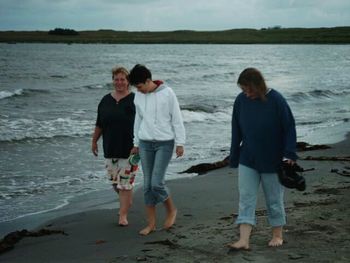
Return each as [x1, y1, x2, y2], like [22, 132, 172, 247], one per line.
[284, 159, 295, 165]
[130, 146, 139, 155]
[176, 146, 184, 158]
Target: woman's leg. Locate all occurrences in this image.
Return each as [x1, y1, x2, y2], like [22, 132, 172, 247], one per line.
[139, 141, 157, 234]
[228, 164, 260, 249]
[150, 140, 174, 204]
[163, 196, 177, 229]
[139, 140, 157, 206]
[118, 189, 133, 226]
[139, 205, 156, 236]
[152, 141, 176, 229]
[228, 224, 252, 250]
[261, 172, 285, 247]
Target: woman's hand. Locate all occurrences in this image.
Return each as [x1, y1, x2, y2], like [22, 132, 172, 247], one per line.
[176, 146, 184, 158]
[130, 146, 139, 155]
[92, 141, 98, 156]
[91, 126, 102, 157]
[283, 159, 295, 165]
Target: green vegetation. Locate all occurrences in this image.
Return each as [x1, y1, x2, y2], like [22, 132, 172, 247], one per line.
[48, 28, 79, 36]
[1, 27, 350, 44]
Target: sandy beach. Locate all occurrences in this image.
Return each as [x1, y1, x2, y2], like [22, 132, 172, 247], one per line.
[1, 133, 350, 263]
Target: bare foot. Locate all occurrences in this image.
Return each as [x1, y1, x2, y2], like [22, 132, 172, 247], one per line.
[163, 209, 177, 229]
[227, 240, 250, 250]
[118, 216, 128, 226]
[268, 237, 283, 247]
[139, 226, 156, 236]
[118, 220, 128, 227]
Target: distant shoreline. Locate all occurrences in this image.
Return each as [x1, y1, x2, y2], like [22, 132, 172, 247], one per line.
[1, 27, 350, 44]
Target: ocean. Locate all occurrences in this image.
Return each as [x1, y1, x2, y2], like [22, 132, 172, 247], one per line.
[0, 43, 349, 230]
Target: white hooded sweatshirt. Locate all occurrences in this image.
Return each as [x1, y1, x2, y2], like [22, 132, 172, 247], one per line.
[133, 82, 186, 147]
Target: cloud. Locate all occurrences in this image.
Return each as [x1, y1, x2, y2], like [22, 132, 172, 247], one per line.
[0, 0, 349, 30]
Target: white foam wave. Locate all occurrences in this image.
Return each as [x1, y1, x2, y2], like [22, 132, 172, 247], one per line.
[297, 118, 350, 145]
[0, 117, 94, 141]
[0, 89, 23, 99]
[182, 109, 231, 123]
[0, 198, 71, 223]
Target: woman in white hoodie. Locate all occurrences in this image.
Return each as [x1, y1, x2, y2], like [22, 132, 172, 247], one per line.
[129, 64, 186, 236]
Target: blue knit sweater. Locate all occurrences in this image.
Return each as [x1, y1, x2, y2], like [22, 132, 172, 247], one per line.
[229, 89, 297, 173]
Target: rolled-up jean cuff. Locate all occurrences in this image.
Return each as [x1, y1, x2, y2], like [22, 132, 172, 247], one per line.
[235, 217, 256, 226]
[268, 218, 286, 227]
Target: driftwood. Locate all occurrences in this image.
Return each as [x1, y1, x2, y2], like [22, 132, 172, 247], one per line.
[179, 141, 334, 175]
[301, 156, 350, 162]
[296, 142, 331, 152]
[0, 229, 67, 254]
[330, 168, 350, 177]
[180, 156, 229, 175]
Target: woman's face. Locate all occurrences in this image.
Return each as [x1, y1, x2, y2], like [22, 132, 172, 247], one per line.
[240, 85, 258, 99]
[113, 72, 129, 92]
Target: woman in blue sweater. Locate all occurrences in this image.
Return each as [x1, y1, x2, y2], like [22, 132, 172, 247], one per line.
[229, 68, 297, 250]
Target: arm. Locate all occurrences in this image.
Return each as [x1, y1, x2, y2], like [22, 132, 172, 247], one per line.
[229, 98, 242, 168]
[91, 126, 102, 156]
[133, 95, 141, 148]
[170, 90, 186, 157]
[279, 98, 298, 161]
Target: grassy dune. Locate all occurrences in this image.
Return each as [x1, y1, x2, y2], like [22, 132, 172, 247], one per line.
[1, 27, 350, 44]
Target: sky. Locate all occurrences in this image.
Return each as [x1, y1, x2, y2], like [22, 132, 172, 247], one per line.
[0, 0, 350, 31]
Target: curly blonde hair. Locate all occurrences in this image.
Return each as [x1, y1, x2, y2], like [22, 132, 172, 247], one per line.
[112, 66, 129, 81]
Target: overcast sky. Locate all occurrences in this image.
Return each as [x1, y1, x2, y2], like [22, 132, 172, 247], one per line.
[1, 0, 349, 31]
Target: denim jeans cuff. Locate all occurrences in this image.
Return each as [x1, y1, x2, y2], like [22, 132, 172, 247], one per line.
[235, 216, 256, 226]
[268, 218, 286, 227]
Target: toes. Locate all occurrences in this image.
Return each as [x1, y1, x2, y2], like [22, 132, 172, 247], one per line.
[268, 238, 283, 247]
[139, 226, 155, 236]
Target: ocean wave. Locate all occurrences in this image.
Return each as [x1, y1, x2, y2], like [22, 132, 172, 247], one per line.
[0, 107, 231, 141]
[0, 88, 50, 100]
[0, 199, 71, 223]
[297, 121, 324, 126]
[181, 104, 217, 113]
[0, 117, 94, 142]
[50, 75, 67, 79]
[5, 84, 111, 96]
[0, 170, 107, 223]
[289, 89, 350, 102]
[0, 173, 101, 200]
[182, 109, 230, 123]
[83, 83, 110, 89]
[0, 89, 24, 99]
[202, 71, 235, 80]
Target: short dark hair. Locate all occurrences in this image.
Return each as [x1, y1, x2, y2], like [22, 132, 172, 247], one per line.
[129, 64, 152, 85]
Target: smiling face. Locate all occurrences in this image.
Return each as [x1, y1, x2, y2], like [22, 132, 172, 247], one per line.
[113, 72, 129, 93]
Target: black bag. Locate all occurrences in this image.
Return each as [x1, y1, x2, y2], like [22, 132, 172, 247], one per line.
[278, 162, 308, 191]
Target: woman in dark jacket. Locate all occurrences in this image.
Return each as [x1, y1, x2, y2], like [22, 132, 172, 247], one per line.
[229, 68, 297, 250]
[92, 66, 136, 226]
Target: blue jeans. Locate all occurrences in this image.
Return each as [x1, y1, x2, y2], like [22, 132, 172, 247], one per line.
[139, 140, 174, 206]
[236, 164, 286, 227]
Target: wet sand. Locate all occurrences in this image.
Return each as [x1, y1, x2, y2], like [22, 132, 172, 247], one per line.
[1, 134, 350, 262]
